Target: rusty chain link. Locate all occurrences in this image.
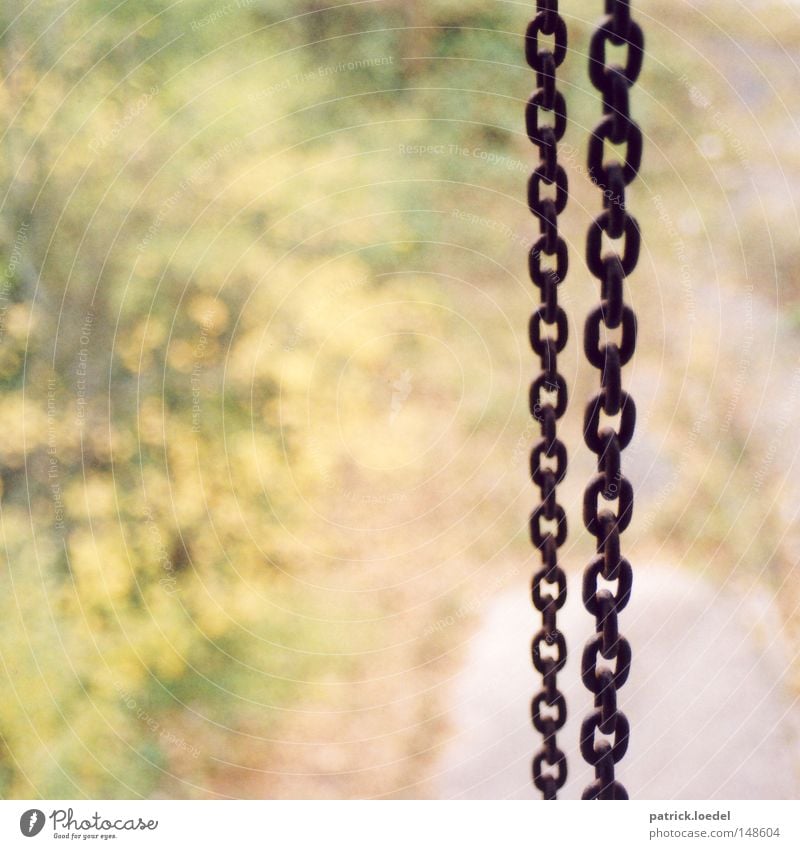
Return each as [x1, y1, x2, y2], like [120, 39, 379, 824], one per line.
[579, 0, 643, 800]
[525, 0, 569, 801]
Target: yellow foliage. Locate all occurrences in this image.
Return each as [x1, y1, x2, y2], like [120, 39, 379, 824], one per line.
[188, 295, 229, 335]
[117, 318, 166, 374]
[64, 475, 117, 521]
[0, 396, 49, 462]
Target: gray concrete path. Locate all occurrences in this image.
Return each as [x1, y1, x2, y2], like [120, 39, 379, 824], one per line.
[437, 565, 800, 799]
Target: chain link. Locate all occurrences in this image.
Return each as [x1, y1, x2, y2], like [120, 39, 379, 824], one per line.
[579, 0, 643, 801]
[526, 0, 569, 801]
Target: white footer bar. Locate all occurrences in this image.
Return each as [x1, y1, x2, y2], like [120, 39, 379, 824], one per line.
[0, 800, 796, 848]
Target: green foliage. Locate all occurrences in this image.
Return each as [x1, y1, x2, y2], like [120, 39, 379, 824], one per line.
[0, 0, 541, 798]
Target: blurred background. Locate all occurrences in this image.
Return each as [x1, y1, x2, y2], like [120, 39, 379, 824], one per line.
[1, 0, 799, 799]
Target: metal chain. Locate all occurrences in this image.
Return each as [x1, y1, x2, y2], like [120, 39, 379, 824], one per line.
[525, 0, 569, 801]
[579, 0, 643, 800]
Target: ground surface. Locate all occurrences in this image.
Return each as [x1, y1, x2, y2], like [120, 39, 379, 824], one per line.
[438, 565, 800, 799]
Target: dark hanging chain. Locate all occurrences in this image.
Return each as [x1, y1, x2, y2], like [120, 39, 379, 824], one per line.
[579, 0, 643, 800]
[525, 0, 569, 801]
